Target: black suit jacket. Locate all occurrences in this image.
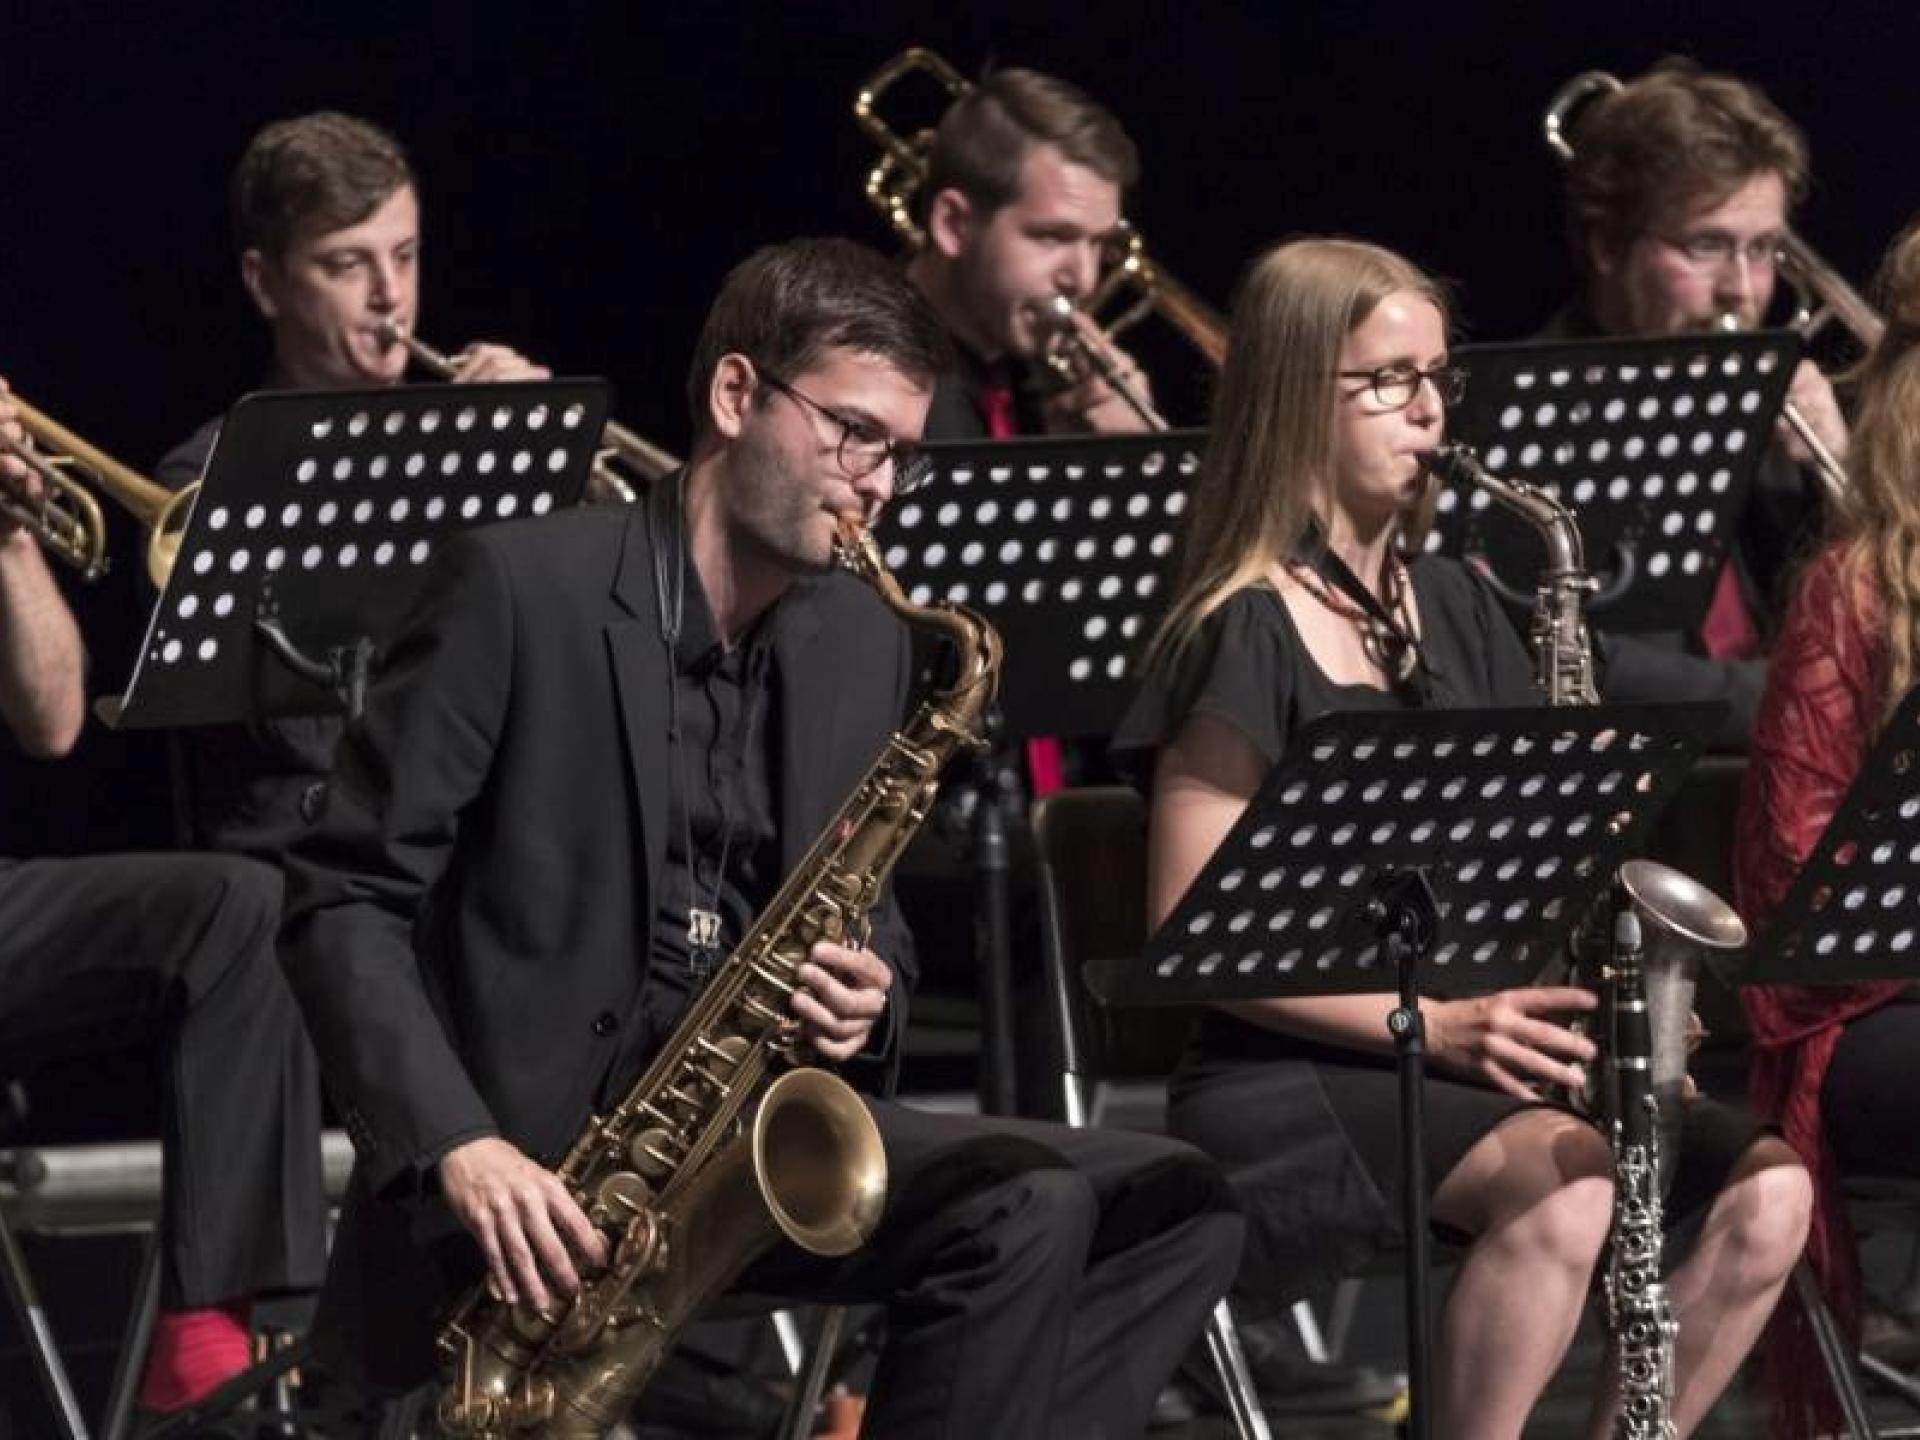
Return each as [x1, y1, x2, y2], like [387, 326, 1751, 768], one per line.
[279, 495, 917, 1382]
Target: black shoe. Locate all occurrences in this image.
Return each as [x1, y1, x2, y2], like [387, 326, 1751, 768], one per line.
[1182, 1316, 1405, 1420]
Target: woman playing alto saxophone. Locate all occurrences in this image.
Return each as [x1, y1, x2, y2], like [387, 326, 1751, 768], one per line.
[1115, 237, 1810, 1438]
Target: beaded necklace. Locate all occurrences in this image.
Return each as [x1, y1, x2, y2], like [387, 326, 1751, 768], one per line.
[1284, 549, 1421, 687]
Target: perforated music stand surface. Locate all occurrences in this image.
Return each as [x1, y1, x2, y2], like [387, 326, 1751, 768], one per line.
[1435, 330, 1801, 635]
[878, 429, 1204, 739]
[1746, 683, 1920, 986]
[110, 380, 609, 728]
[1092, 700, 1723, 1007]
[1094, 698, 1718, 1440]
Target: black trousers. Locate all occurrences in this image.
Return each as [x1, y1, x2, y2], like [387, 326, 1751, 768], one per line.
[0, 852, 327, 1307]
[331, 1101, 1241, 1439]
[737, 1101, 1244, 1440]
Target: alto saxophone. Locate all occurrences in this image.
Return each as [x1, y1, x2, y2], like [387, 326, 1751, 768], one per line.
[1422, 443, 1678, 1436]
[434, 518, 1002, 1439]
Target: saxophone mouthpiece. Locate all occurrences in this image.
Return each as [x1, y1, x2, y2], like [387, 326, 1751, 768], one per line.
[830, 514, 873, 574]
[1418, 442, 1474, 487]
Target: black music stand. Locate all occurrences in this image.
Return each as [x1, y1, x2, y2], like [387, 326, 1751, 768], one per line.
[1744, 683, 1920, 988]
[880, 429, 1203, 1114]
[1090, 700, 1722, 1440]
[87, 380, 605, 1439]
[1732, 684, 1920, 1439]
[107, 379, 609, 729]
[1439, 330, 1800, 635]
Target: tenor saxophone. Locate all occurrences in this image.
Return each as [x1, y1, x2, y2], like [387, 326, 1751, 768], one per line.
[434, 518, 1001, 1438]
[1422, 443, 1680, 1436]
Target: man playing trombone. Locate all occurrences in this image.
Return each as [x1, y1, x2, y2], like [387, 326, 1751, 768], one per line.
[901, 66, 1164, 439]
[154, 110, 550, 858]
[0, 381, 326, 1420]
[1542, 60, 1850, 744]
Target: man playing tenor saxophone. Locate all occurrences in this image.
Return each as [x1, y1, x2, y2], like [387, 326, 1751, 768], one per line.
[279, 236, 1241, 1436]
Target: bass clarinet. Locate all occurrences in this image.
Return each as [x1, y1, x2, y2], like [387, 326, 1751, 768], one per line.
[1421, 442, 1680, 1436]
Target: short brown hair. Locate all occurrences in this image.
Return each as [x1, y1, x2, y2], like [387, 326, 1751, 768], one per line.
[230, 111, 414, 260]
[1563, 59, 1809, 268]
[686, 238, 953, 434]
[921, 66, 1139, 219]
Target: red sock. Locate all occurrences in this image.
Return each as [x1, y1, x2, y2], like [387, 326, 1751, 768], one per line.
[138, 1299, 252, 1412]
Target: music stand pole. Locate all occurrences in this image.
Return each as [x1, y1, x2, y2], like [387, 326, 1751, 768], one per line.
[1375, 869, 1440, 1440]
[972, 710, 1017, 1117]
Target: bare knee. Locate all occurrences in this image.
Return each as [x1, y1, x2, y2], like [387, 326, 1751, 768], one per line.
[1442, 1109, 1614, 1238]
[1449, 1113, 1614, 1272]
[1717, 1148, 1813, 1284]
[1502, 1171, 1614, 1273]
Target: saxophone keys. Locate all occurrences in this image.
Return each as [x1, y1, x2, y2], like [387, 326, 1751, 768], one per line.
[627, 1130, 678, 1179]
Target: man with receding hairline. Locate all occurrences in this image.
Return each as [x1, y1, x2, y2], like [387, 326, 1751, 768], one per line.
[906, 66, 1162, 440]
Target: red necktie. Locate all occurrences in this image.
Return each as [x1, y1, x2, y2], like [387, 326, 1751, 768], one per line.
[1700, 560, 1762, 660]
[977, 366, 1018, 440]
[977, 364, 1063, 791]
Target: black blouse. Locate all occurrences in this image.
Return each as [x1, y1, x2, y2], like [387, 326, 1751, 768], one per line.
[1115, 554, 1539, 775]
[1113, 554, 1541, 1062]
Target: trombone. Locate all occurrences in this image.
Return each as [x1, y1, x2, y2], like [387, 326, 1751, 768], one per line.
[0, 394, 195, 587]
[1544, 69, 1881, 500]
[854, 47, 1228, 373]
[1030, 295, 1168, 431]
[375, 319, 679, 503]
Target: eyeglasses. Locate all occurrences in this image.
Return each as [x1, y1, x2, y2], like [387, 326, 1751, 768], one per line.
[1656, 231, 1782, 272]
[1337, 362, 1468, 411]
[755, 368, 932, 495]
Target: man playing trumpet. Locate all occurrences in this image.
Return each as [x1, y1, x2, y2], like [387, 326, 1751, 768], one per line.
[155, 110, 550, 858]
[0, 381, 326, 1420]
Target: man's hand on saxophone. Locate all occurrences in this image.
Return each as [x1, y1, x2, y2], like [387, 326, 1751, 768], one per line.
[793, 941, 894, 1062]
[438, 1138, 611, 1315]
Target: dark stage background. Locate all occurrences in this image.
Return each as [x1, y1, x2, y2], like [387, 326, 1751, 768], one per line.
[0, 2, 1914, 1423]
[1, 0, 1913, 854]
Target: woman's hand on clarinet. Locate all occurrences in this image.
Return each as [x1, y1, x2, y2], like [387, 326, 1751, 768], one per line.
[1429, 986, 1600, 1099]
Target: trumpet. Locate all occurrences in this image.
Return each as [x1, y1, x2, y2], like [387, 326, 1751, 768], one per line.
[375, 319, 679, 504]
[854, 47, 1228, 371]
[0, 394, 195, 587]
[1544, 69, 1882, 501]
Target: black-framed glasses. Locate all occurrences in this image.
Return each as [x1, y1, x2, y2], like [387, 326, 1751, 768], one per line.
[755, 368, 932, 495]
[1337, 362, 1468, 410]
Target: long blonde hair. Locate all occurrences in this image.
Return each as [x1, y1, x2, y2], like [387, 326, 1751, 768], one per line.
[1832, 218, 1920, 729]
[1145, 237, 1449, 667]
